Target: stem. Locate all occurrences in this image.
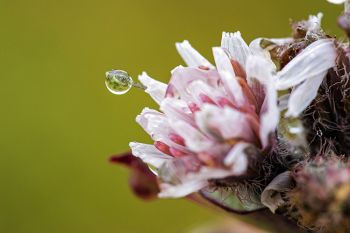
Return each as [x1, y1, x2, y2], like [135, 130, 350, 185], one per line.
[132, 82, 146, 90]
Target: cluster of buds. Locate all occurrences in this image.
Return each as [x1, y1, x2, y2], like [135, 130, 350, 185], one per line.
[287, 156, 350, 233]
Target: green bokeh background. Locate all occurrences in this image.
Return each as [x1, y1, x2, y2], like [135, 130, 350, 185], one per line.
[0, 1, 343, 232]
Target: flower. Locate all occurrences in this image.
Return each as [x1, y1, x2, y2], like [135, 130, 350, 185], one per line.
[128, 27, 336, 199]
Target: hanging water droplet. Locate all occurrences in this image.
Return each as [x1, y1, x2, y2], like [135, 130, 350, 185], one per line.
[105, 70, 133, 95]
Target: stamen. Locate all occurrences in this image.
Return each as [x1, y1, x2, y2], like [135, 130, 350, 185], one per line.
[169, 147, 186, 157]
[169, 133, 185, 146]
[188, 102, 200, 113]
[154, 141, 171, 155]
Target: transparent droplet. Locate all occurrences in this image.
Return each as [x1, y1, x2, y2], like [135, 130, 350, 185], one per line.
[105, 70, 133, 95]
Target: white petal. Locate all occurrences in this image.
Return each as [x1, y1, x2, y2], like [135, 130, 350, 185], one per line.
[171, 120, 213, 153]
[158, 179, 208, 198]
[176, 40, 214, 68]
[136, 108, 187, 151]
[129, 142, 172, 169]
[221, 31, 251, 68]
[160, 98, 193, 124]
[195, 104, 253, 141]
[246, 55, 279, 148]
[224, 142, 250, 175]
[212, 47, 244, 104]
[286, 70, 327, 117]
[159, 166, 247, 198]
[327, 0, 346, 4]
[249, 37, 293, 59]
[186, 80, 223, 106]
[138, 72, 167, 105]
[276, 39, 336, 90]
[168, 67, 221, 102]
[136, 107, 162, 131]
[306, 13, 323, 33]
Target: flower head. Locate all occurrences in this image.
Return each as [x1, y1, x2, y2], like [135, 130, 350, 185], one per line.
[128, 26, 336, 199]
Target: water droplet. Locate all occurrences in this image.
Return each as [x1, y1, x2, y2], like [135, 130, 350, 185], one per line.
[105, 70, 133, 95]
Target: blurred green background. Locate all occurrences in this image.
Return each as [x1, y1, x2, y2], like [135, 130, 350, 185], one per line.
[0, 0, 343, 232]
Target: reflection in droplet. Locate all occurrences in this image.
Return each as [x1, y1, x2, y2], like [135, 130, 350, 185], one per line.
[105, 70, 133, 95]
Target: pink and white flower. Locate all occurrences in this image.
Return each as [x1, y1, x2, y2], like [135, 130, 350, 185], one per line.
[129, 31, 336, 198]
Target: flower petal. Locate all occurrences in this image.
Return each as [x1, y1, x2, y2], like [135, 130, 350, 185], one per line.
[167, 67, 221, 101]
[158, 166, 248, 198]
[195, 104, 254, 142]
[249, 37, 293, 61]
[136, 108, 188, 151]
[187, 80, 224, 106]
[158, 179, 208, 198]
[246, 55, 279, 148]
[286, 70, 328, 117]
[224, 142, 250, 175]
[213, 47, 244, 105]
[306, 13, 323, 33]
[138, 72, 167, 105]
[176, 40, 214, 68]
[276, 39, 336, 90]
[221, 31, 251, 68]
[171, 120, 213, 153]
[160, 98, 194, 125]
[129, 142, 172, 169]
[261, 171, 293, 213]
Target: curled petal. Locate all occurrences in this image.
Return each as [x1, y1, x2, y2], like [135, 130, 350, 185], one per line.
[138, 72, 167, 105]
[249, 37, 293, 66]
[261, 171, 293, 213]
[286, 70, 328, 117]
[176, 40, 214, 68]
[221, 31, 251, 68]
[276, 39, 336, 90]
